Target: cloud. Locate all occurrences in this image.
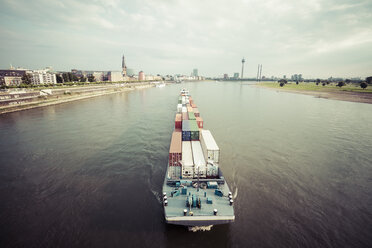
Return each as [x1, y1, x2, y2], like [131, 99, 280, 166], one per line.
[0, 0, 371, 78]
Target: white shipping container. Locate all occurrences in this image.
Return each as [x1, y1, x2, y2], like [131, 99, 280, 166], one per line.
[200, 130, 220, 163]
[206, 161, 219, 177]
[182, 141, 194, 178]
[182, 141, 194, 166]
[177, 104, 182, 113]
[168, 166, 181, 179]
[191, 141, 206, 178]
[182, 166, 194, 178]
[182, 106, 187, 113]
[182, 96, 186, 105]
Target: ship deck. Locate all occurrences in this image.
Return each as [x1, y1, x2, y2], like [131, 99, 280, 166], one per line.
[162, 167, 235, 226]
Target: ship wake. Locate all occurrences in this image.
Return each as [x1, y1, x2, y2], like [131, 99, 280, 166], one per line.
[188, 225, 213, 232]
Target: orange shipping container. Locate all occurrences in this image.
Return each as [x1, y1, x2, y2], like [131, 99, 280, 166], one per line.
[175, 114, 182, 129]
[169, 131, 182, 166]
[196, 117, 203, 128]
[193, 108, 200, 117]
[182, 112, 188, 120]
[187, 106, 193, 113]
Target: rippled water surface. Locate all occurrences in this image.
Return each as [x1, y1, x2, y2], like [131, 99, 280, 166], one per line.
[0, 81, 371, 248]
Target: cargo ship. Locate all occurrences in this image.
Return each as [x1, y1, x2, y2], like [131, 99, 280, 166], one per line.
[162, 89, 235, 229]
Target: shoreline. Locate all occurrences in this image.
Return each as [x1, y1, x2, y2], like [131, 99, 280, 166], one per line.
[254, 83, 372, 104]
[0, 83, 154, 115]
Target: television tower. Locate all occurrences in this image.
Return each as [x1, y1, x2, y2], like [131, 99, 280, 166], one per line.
[241, 58, 245, 79]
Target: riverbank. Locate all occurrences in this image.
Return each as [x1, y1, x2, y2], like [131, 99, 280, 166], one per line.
[0, 82, 155, 115]
[255, 82, 372, 104]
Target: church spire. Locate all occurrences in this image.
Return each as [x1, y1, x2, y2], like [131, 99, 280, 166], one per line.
[122, 54, 127, 76]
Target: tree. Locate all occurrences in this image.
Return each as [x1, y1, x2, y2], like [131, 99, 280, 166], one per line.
[337, 81, 345, 87]
[56, 74, 63, 83]
[87, 75, 95, 82]
[280, 82, 285, 87]
[360, 82, 368, 89]
[80, 76, 87, 82]
[72, 74, 79, 82]
[316, 79, 320, 85]
[366, 76, 372, 84]
[21, 73, 32, 85]
[62, 73, 70, 82]
[322, 82, 326, 86]
[296, 81, 299, 85]
[278, 79, 287, 84]
[345, 79, 351, 84]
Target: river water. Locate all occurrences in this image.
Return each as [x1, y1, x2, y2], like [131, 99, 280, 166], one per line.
[0, 81, 371, 248]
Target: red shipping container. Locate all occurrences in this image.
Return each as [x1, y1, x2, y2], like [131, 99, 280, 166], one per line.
[196, 117, 203, 128]
[175, 114, 182, 129]
[169, 131, 182, 166]
[182, 112, 188, 120]
[193, 108, 200, 117]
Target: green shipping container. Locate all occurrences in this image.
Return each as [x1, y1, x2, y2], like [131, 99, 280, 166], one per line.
[188, 111, 196, 120]
[189, 120, 199, 140]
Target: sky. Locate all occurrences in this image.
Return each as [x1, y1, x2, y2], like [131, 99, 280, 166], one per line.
[0, 0, 371, 78]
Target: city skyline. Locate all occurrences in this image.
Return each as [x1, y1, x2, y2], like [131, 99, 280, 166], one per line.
[0, 0, 371, 78]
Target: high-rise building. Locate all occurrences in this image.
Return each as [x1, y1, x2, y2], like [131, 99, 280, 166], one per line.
[233, 73, 239, 79]
[122, 54, 127, 76]
[193, 69, 198, 77]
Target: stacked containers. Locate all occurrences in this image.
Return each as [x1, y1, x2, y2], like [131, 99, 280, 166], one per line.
[182, 96, 186, 105]
[182, 106, 187, 113]
[191, 141, 206, 178]
[189, 120, 200, 140]
[175, 114, 182, 129]
[196, 116, 203, 128]
[169, 131, 182, 178]
[178, 96, 182, 104]
[187, 106, 193, 113]
[182, 112, 188, 120]
[193, 108, 200, 117]
[177, 104, 182, 113]
[188, 111, 196, 120]
[182, 120, 191, 141]
[200, 130, 220, 177]
[182, 141, 194, 178]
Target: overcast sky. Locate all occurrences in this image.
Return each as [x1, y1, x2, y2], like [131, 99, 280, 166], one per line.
[0, 0, 371, 78]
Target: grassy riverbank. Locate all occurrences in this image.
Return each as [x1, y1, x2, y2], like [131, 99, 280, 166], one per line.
[259, 82, 372, 93]
[256, 82, 372, 104]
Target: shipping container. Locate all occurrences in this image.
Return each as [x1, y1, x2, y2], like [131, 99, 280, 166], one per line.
[191, 141, 206, 178]
[177, 104, 182, 113]
[182, 96, 186, 105]
[206, 161, 219, 177]
[189, 120, 200, 141]
[188, 111, 196, 120]
[182, 141, 194, 178]
[169, 166, 182, 179]
[191, 103, 197, 108]
[182, 106, 187, 113]
[196, 116, 203, 128]
[182, 120, 191, 141]
[175, 114, 182, 129]
[182, 112, 188, 120]
[187, 106, 193, 113]
[169, 131, 182, 166]
[200, 130, 220, 163]
[193, 108, 200, 117]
